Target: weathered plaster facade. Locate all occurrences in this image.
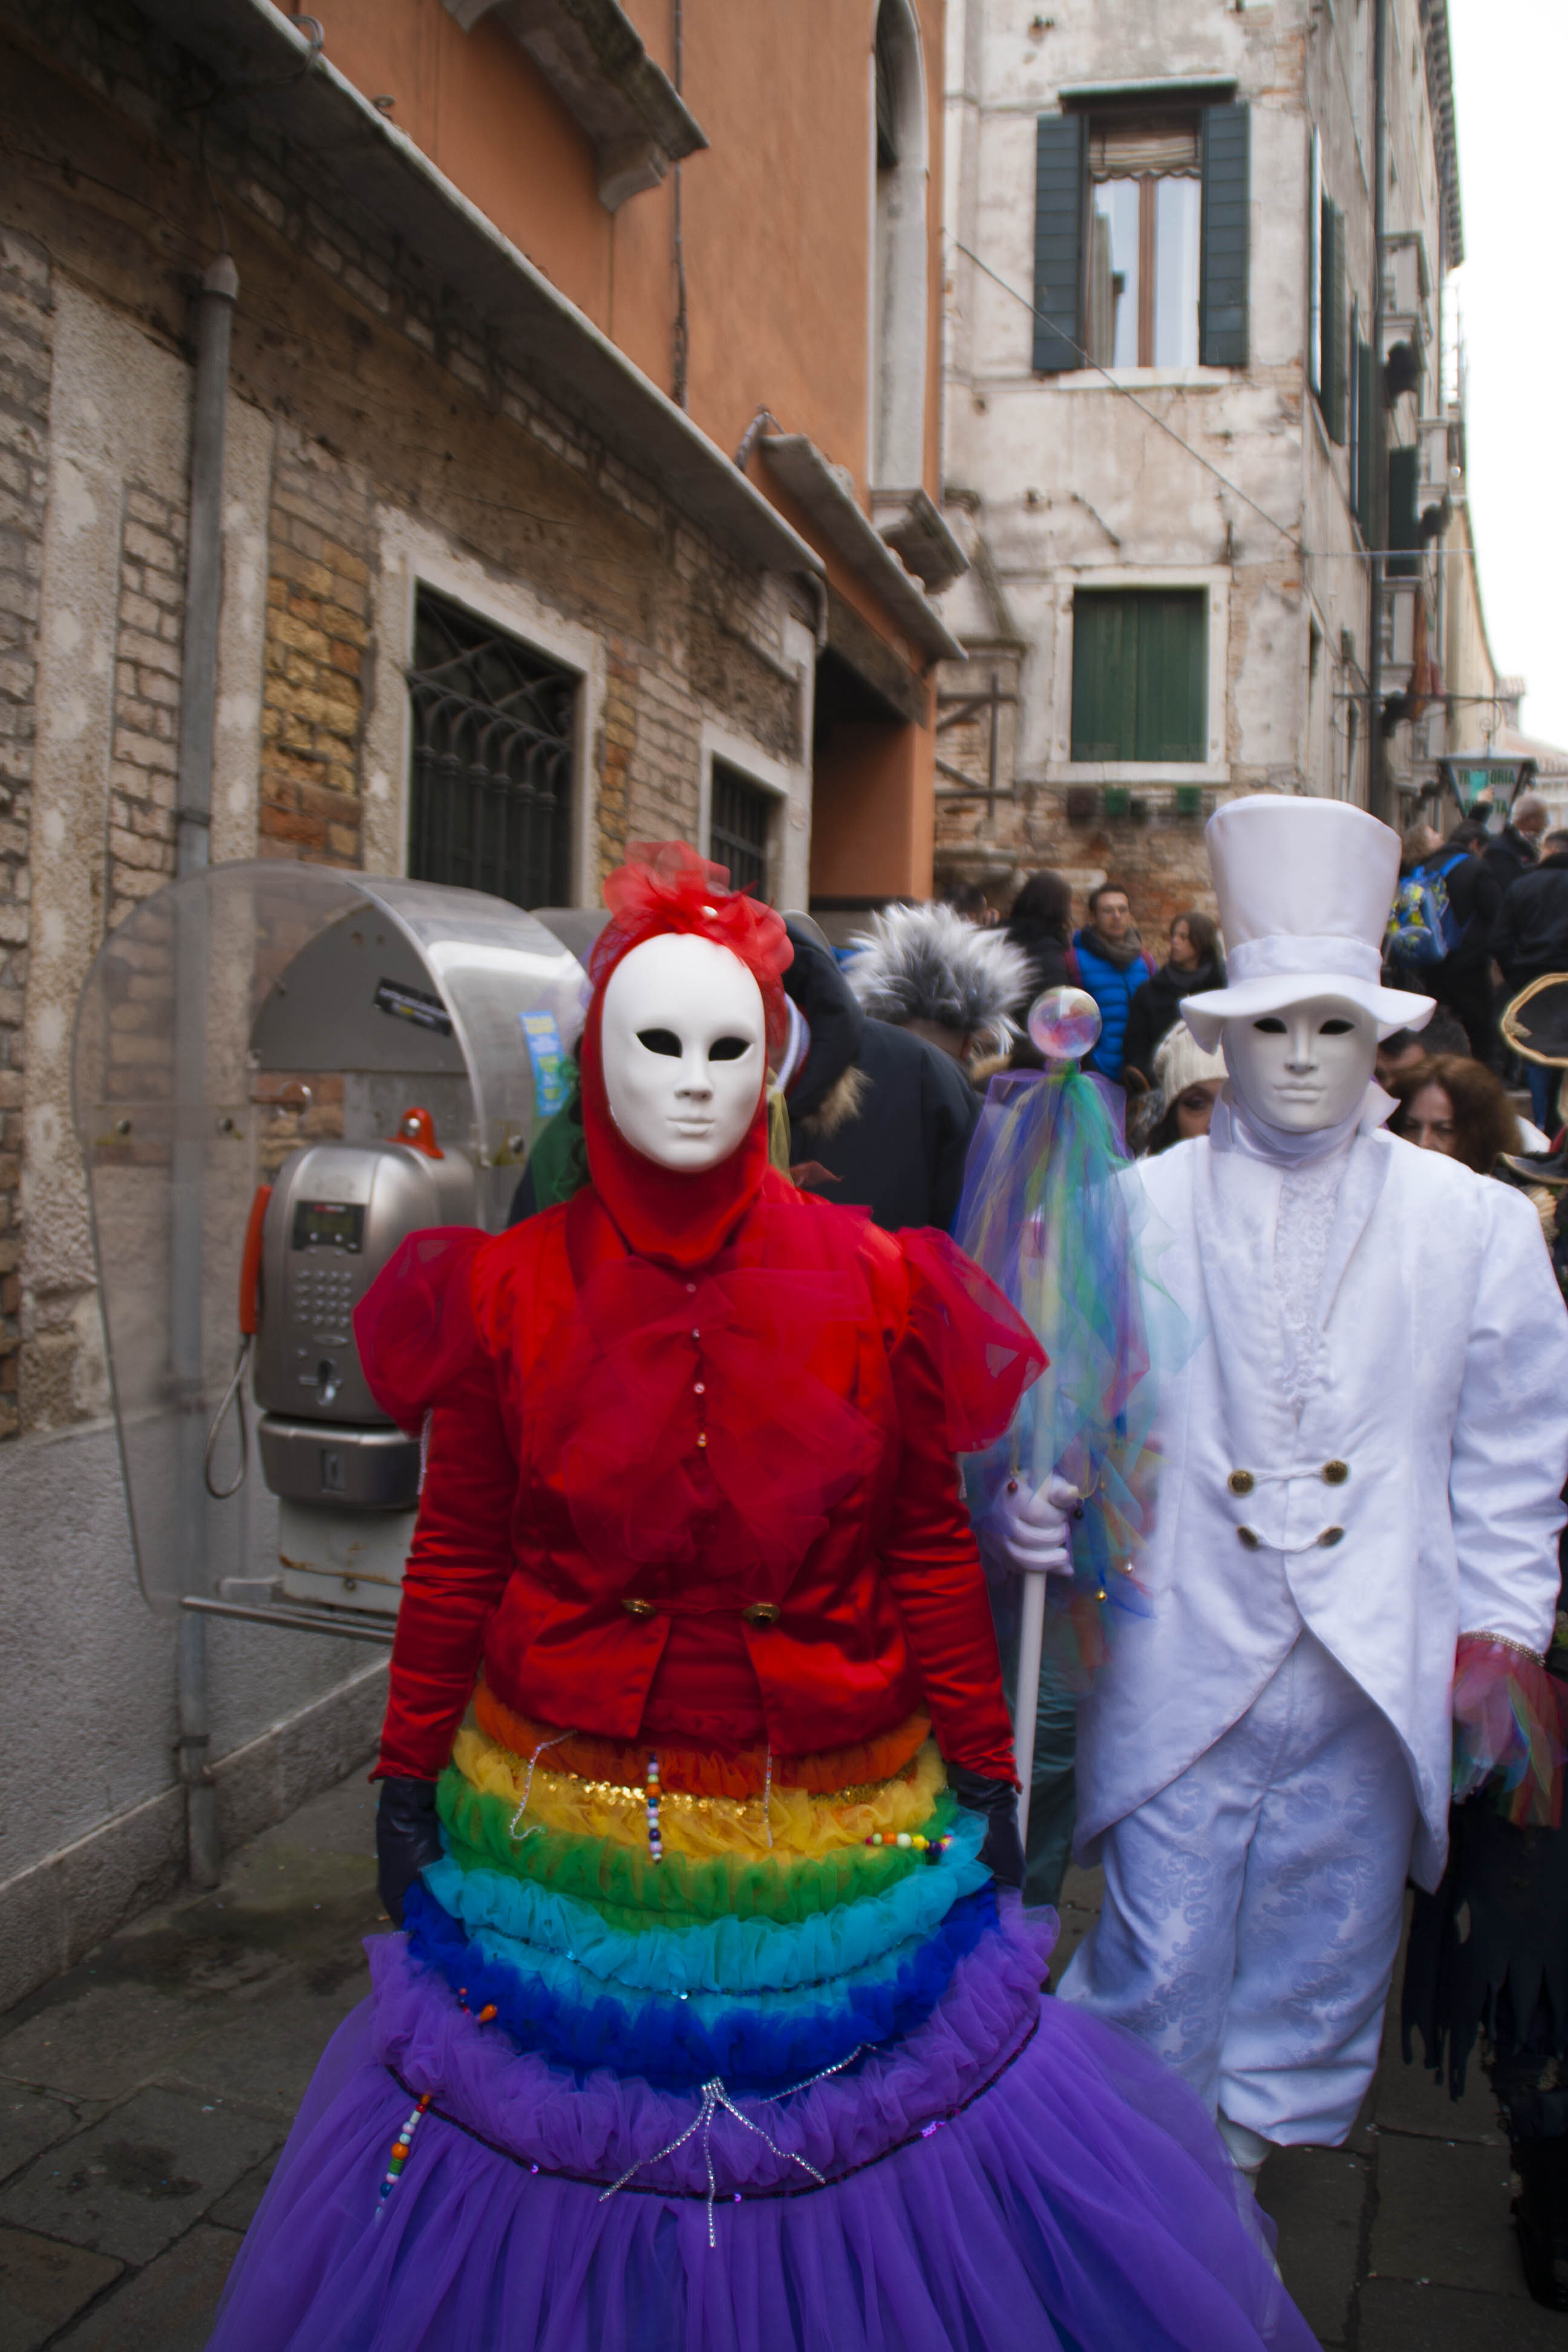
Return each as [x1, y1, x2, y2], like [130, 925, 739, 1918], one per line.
[935, 0, 1463, 928]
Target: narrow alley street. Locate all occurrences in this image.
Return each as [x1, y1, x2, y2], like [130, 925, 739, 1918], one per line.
[0, 1762, 1558, 2350]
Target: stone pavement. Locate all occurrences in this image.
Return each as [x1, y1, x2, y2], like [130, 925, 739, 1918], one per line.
[0, 1765, 1560, 2350]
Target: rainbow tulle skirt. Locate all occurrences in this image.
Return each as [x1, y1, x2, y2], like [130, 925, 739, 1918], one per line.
[207, 1711, 1313, 2351]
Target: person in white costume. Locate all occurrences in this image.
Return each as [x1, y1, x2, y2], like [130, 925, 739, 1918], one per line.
[999, 794, 1568, 2179]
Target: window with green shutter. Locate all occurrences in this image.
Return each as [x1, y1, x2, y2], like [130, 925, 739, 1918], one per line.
[1319, 198, 1347, 443]
[1353, 332, 1376, 544]
[1033, 115, 1086, 373]
[1071, 590, 1207, 763]
[1200, 102, 1249, 367]
[1388, 445, 1420, 578]
[1033, 102, 1248, 374]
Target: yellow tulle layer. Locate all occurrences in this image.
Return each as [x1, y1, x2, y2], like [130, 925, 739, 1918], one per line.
[449, 1724, 946, 1862]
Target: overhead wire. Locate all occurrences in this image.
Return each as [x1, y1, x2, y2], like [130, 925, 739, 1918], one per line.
[951, 237, 1305, 550]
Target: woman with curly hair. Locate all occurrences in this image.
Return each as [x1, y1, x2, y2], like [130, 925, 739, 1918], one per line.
[1388, 1052, 1523, 1175]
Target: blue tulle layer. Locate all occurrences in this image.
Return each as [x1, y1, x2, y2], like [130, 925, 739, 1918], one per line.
[402, 1881, 999, 2091]
[423, 1812, 988, 1996]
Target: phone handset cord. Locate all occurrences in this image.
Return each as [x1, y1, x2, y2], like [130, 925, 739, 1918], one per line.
[203, 1333, 253, 1500]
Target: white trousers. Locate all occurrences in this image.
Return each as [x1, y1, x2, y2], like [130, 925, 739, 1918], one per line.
[1057, 1629, 1419, 2146]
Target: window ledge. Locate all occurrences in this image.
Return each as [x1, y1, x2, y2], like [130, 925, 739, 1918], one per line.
[1034, 366, 1235, 392]
[1050, 760, 1230, 786]
[443, 0, 707, 210]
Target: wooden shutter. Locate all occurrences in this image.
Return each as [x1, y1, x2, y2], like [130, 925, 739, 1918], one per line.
[1071, 594, 1135, 760]
[1200, 102, 1249, 367]
[1320, 202, 1347, 444]
[1071, 592, 1206, 763]
[1388, 445, 1420, 577]
[1033, 114, 1085, 374]
[1135, 593, 1207, 761]
[1355, 336, 1376, 543]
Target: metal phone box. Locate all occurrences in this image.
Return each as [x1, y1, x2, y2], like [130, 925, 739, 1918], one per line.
[254, 1127, 474, 1515]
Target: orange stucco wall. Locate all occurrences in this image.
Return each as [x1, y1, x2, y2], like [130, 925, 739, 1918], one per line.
[312, 0, 945, 902]
[312, 0, 941, 514]
[811, 706, 935, 901]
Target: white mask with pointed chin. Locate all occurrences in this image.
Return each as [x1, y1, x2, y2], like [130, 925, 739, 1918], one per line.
[599, 933, 766, 1171]
[1222, 996, 1378, 1132]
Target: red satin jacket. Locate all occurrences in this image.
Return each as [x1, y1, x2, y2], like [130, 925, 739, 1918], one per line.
[359, 1172, 1041, 1786]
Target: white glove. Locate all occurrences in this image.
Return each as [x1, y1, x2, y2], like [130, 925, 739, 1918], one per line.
[994, 1474, 1080, 1578]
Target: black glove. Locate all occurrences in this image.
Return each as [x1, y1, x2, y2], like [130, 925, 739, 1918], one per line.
[376, 1777, 443, 1925]
[946, 1765, 1024, 1892]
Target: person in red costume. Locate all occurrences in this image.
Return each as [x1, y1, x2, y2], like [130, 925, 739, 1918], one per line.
[207, 844, 1315, 2352]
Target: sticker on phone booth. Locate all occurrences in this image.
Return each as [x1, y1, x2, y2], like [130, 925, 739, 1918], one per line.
[520, 1010, 570, 1117]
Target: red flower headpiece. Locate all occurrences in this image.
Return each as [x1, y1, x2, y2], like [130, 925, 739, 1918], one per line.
[589, 841, 792, 1057]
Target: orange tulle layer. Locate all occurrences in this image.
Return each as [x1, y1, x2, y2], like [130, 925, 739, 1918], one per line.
[472, 1682, 932, 1799]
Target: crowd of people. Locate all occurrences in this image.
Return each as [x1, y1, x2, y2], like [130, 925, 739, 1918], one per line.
[830, 798, 1568, 1210]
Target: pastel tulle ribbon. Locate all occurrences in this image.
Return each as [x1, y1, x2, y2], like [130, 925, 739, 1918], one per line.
[1451, 1635, 1567, 1827]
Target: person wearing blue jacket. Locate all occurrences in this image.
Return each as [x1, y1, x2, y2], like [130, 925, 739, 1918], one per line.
[1067, 883, 1155, 1083]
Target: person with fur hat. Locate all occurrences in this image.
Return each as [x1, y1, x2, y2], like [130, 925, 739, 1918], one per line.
[211, 841, 1313, 2352]
[992, 794, 1568, 2195]
[844, 900, 1032, 1067]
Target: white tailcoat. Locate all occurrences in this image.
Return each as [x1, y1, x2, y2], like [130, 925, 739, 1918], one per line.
[1076, 1127, 1568, 1890]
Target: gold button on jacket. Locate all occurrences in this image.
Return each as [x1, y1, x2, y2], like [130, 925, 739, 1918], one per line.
[1322, 1460, 1350, 1486]
[620, 1596, 658, 1619]
[741, 1601, 782, 1626]
[1236, 1526, 1261, 1550]
[1228, 1469, 1255, 1497]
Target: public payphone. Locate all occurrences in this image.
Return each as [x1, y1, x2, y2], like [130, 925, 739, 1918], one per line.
[71, 863, 586, 1633]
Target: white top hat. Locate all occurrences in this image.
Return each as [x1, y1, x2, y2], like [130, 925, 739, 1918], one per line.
[1181, 794, 1435, 1050]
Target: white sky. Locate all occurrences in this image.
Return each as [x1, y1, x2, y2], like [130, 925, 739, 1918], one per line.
[1446, 0, 1568, 748]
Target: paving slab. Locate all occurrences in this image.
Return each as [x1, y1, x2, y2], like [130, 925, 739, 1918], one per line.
[1368, 2128, 1529, 2299]
[1045, 1861, 1103, 1986]
[0, 2087, 276, 2267]
[0, 2224, 122, 2352]
[162, 1975, 369, 2121]
[1258, 2141, 1371, 2347]
[1359, 2275, 1568, 2349]
[1371, 1965, 1504, 2146]
[0, 2089, 95, 2193]
[206, 2152, 278, 2234]
[0, 1985, 212, 2107]
[50, 2224, 243, 2352]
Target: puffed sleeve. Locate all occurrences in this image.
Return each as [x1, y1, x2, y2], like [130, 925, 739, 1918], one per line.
[355, 1230, 518, 1782]
[875, 1229, 1045, 1783]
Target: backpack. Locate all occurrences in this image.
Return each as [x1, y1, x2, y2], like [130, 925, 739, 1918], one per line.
[1385, 852, 1469, 969]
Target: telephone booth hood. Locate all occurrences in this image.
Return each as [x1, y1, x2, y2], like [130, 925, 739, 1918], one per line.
[70, 861, 589, 1613]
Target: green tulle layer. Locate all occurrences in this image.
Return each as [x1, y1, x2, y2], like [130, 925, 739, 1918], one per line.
[436, 1769, 960, 1929]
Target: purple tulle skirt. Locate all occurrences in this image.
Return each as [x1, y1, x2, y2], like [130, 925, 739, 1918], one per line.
[207, 1908, 1313, 2351]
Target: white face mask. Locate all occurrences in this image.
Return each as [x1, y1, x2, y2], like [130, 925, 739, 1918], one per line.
[599, 933, 766, 1171]
[1222, 996, 1378, 1132]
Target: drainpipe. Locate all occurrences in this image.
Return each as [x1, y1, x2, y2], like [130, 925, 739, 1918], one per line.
[173, 253, 238, 1890]
[1366, 0, 1388, 822]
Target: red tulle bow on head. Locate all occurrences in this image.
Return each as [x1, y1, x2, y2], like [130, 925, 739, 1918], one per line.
[589, 841, 792, 1062]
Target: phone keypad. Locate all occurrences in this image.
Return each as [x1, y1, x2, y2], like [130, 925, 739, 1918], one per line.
[292, 1258, 358, 1338]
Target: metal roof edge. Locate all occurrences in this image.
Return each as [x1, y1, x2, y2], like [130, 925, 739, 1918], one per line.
[759, 437, 965, 665]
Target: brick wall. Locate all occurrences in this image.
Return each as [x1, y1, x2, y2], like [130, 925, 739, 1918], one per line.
[0, 227, 50, 1439]
[261, 430, 373, 867]
[106, 483, 185, 933]
[933, 652, 1221, 941]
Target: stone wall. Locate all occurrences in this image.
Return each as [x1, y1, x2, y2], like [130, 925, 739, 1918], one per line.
[0, 228, 48, 1439]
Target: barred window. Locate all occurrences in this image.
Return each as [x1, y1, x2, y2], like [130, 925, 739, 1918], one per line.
[407, 588, 575, 908]
[708, 762, 773, 901]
